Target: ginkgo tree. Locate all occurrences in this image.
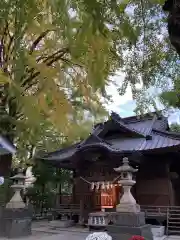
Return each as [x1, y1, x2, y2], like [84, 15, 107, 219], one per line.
[0, 0, 120, 144]
[0, 0, 178, 150]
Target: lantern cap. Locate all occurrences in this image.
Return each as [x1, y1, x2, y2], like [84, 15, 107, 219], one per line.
[114, 157, 138, 173]
[10, 169, 26, 180]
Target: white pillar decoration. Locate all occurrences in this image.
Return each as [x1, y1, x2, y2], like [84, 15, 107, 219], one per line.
[6, 170, 26, 209]
[25, 166, 36, 188]
[114, 157, 140, 213]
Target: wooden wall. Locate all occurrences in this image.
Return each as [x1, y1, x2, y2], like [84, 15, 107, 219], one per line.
[74, 162, 119, 209]
[136, 160, 175, 206]
[0, 154, 12, 177]
[74, 156, 176, 208]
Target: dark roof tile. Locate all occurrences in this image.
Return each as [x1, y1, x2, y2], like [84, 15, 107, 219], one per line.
[0, 136, 16, 155]
[127, 120, 154, 135]
[37, 112, 180, 163]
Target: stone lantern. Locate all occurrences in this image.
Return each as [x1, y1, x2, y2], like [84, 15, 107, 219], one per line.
[114, 157, 140, 213]
[1, 169, 32, 238]
[6, 170, 26, 209]
[107, 157, 153, 240]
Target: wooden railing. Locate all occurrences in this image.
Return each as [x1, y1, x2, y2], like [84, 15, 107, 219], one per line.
[141, 205, 168, 217]
[141, 205, 180, 217]
[32, 203, 180, 235]
[141, 205, 180, 235]
[52, 204, 81, 216]
[59, 194, 114, 208]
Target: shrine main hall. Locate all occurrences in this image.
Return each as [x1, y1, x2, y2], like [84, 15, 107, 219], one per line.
[37, 112, 180, 221]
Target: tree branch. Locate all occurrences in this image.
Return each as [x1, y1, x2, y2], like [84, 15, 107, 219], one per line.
[0, 21, 8, 68]
[29, 29, 55, 54]
[5, 33, 14, 64]
[38, 47, 69, 63]
[46, 50, 69, 66]
[22, 47, 69, 89]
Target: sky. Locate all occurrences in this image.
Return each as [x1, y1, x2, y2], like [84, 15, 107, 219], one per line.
[106, 82, 135, 117]
[106, 72, 138, 117]
[106, 73, 180, 125]
[105, 72, 135, 117]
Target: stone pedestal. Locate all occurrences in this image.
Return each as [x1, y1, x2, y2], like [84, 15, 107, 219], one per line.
[1, 208, 32, 238]
[116, 203, 140, 213]
[0, 170, 33, 238]
[107, 212, 153, 240]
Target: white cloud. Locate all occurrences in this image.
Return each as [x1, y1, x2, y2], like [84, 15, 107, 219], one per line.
[106, 72, 134, 115]
[104, 70, 180, 127]
[168, 109, 180, 125]
[106, 71, 166, 117]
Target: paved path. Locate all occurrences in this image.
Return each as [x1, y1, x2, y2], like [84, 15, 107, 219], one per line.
[1, 220, 180, 240]
[33, 234, 180, 240]
[1, 232, 180, 240]
[37, 232, 88, 240]
[0, 231, 89, 240]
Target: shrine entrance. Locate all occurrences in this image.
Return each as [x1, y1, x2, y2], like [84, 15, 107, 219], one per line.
[93, 184, 122, 210]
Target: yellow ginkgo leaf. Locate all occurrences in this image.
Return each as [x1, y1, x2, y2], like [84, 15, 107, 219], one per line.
[0, 71, 10, 85]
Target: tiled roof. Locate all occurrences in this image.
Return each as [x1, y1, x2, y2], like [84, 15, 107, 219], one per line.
[110, 112, 147, 137]
[0, 136, 16, 156]
[107, 132, 180, 151]
[38, 112, 180, 163]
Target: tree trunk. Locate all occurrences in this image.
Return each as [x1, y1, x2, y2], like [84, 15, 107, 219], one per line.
[163, 0, 180, 55]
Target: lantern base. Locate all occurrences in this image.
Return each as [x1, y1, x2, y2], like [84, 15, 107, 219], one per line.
[0, 207, 32, 238]
[107, 224, 153, 240]
[116, 203, 140, 213]
[107, 211, 153, 240]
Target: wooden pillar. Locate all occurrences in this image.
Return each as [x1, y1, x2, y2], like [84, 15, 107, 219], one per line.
[55, 168, 61, 206]
[112, 185, 117, 207]
[79, 199, 84, 225]
[166, 163, 175, 205]
[72, 170, 76, 203]
[114, 184, 122, 206]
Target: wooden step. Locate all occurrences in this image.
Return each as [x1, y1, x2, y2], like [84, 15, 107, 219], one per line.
[168, 219, 180, 221]
[168, 226, 180, 229]
[169, 222, 180, 224]
[168, 230, 180, 234]
[168, 218, 180, 222]
[169, 212, 180, 216]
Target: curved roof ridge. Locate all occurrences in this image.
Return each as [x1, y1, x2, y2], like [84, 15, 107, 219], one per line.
[39, 142, 80, 159]
[79, 123, 112, 147]
[111, 112, 147, 138]
[152, 128, 180, 140]
[145, 115, 158, 136]
[77, 141, 134, 154]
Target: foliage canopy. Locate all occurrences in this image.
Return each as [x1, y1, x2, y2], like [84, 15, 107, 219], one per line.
[0, 0, 179, 153]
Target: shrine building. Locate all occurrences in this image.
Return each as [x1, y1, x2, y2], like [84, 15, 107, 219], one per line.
[0, 136, 16, 177]
[36, 112, 180, 222]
